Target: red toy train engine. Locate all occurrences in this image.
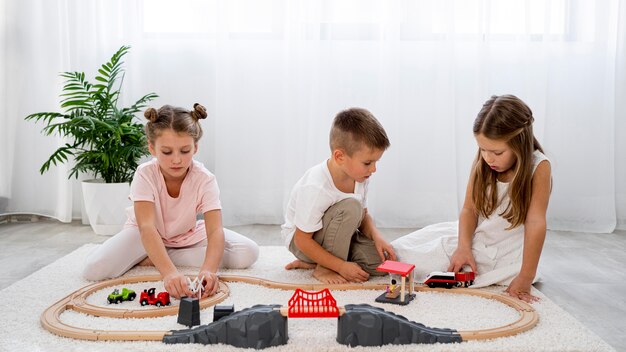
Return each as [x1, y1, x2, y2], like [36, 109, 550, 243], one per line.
[423, 271, 475, 289]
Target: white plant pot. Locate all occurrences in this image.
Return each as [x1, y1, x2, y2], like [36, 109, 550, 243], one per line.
[82, 179, 131, 236]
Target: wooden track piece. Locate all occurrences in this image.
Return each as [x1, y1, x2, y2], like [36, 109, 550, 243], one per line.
[41, 275, 539, 342]
[68, 275, 229, 318]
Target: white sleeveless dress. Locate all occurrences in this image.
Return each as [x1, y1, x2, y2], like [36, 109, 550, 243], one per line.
[391, 150, 549, 287]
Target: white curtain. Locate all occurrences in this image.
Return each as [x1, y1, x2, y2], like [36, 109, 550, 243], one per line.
[1, 0, 624, 233]
[616, 0, 626, 230]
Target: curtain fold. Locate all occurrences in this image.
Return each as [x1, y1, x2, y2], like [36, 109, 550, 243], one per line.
[1, 0, 624, 232]
[616, 0, 626, 230]
[0, 0, 7, 208]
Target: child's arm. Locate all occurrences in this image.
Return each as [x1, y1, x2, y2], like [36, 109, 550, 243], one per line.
[359, 208, 397, 261]
[448, 172, 479, 273]
[134, 201, 193, 299]
[505, 161, 551, 302]
[293, 228, 369, 282]
[198, 209, 225, 297]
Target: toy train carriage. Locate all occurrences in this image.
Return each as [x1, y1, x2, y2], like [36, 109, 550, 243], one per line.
[423, 271, 475, 289]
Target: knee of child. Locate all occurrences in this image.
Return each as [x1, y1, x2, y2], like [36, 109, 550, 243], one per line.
[82, 253, 109, 281]
[362, 261, 385, 276]
[228, 241, 260, 269]
[337, 198, 362, 211]
[242, 242, 260, 268]
[333, 198, 363, 223]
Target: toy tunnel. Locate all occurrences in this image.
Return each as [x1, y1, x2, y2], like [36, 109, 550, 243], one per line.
[164, 304, 289, 349]
[163, 302, 463, 349]
[337, 304, 461, 346]
[164, 288, 463, 349]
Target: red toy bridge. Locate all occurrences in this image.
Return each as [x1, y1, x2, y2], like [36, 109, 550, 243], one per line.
[287, 288, 340, 318]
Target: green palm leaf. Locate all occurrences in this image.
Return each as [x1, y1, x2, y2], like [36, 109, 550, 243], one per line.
[24, 45, 158, 183]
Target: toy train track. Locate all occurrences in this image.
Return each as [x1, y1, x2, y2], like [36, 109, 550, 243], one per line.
[41, 274, 538, 342]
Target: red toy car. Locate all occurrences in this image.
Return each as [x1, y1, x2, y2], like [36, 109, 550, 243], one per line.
[140, 287, 171, 307]
[423, 271, 475, 289]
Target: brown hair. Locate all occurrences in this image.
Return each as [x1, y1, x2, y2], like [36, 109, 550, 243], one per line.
[329, 107, 390, 155]
[144, 103, 207, 144]
[471, 95, 544, 228]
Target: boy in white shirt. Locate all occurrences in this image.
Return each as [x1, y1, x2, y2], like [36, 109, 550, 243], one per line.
[281, 108, 397, 284]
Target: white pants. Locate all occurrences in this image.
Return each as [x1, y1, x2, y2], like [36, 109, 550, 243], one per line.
[83, 227, 259, 281]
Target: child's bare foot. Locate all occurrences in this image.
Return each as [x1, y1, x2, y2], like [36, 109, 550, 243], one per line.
[313, 265, 347, 284]
[285, 259, 316, 270]
[138, 257, 154, 266]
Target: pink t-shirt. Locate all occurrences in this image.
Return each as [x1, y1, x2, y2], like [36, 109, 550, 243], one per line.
[125, 159, 222, 248]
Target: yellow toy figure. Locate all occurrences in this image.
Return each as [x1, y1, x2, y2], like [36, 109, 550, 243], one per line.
[385, 278, 400, 299]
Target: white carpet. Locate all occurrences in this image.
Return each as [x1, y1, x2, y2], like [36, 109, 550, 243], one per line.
[0, 244, 614, 352]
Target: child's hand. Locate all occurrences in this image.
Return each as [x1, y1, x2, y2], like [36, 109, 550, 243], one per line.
[163, 272, 194, 299]
[338, 262, 370, 282]
[447, 247, 478, 273]
[199, 271, 220, 297]
[505, 275, 540, 303]
[374, 237, 397, 262]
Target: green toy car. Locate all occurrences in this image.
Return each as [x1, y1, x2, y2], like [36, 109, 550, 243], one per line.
[107, 288, 137, 304]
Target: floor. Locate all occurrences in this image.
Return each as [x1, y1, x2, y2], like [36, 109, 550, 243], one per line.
[0, 219, 624, 351]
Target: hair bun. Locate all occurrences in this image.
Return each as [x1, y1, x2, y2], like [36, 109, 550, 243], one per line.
[144, 107, 158, 122]
[192, 103, 208, 120]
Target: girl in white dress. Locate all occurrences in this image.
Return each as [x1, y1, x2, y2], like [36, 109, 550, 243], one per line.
[392, 95, 551, 303]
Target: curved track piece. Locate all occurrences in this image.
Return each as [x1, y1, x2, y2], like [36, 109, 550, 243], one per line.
[41, 275, 538, 343]
[41, 275, 229, 341]
[68, 275, 229, 318]
[429, 287, 539, 340]
[218, 275, 387, 291]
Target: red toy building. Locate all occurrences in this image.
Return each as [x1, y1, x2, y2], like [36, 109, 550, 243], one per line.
[375, 260, 416, 305]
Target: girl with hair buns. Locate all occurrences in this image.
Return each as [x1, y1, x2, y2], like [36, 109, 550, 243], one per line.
[392, 95, 551, 303]
[83, 103, 259, 299]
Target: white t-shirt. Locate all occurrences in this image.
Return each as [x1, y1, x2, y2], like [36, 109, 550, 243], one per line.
[281, 160, 368, 246]
[125, 158, 222, 248]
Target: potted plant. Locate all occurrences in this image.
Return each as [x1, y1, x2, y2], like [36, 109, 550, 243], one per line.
[25, 45, 157, 235]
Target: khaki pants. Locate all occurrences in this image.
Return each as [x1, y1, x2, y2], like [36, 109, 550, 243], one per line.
[289, 198, 384, 276]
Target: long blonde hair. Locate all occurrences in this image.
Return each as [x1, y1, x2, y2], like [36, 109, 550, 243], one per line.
[471, 95, 544, 228]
